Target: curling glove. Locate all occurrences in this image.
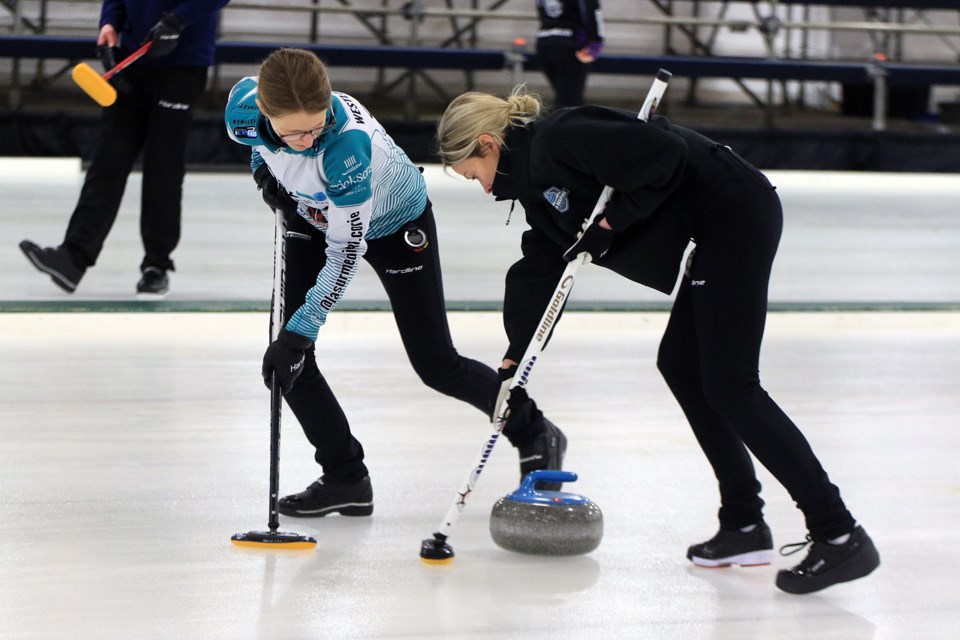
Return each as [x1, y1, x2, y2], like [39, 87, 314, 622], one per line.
[96, 45, 132, 93]
[144, 12, 183, 58]
[262, 328, 313, 393]
[254, 164, 299, 215]
[563, 216, 614, 263]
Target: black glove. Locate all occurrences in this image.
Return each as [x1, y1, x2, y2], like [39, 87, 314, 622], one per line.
[96, 45, 133, 93]
[563, 217, 614, 263]
[144, 12, 183, 58]
[491, 364, 518, 423]
[262, 328, 314, 393]
[254, 164, 298, 214]
[492, 364, 544, 437]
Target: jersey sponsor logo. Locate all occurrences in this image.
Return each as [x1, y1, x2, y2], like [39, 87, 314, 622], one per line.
[319, 210, 363, 311]
[543, 186, 570, 213]
[343, 155, 361, 172]
[284, 231, 312, 241]
[691, 280, 707, 286]
[232, 126, 258, 139]
[329, 166, 373, 191]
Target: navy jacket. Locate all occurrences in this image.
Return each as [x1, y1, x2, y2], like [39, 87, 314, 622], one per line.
[100, 0, 229, 67]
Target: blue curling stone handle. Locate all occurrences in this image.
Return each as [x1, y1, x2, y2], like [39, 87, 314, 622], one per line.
[506, 470, 592, 505]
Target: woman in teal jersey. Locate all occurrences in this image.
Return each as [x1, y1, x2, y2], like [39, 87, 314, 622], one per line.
[225, 48, 567, 517]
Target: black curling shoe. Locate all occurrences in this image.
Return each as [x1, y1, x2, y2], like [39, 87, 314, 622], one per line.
[687, 522, 776, 567]
[776, 525, 880, 594]
[279, 475, 374, 518]
[136, 267, 169, 297]
[518, 419, 567, 491]
[19, 240, 84, 293]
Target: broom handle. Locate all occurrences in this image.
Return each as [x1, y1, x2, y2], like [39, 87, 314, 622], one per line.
[267, 209, 287, 533]
[103, 41, 153, 81]
[499, 68, 672, 402]
[431, 69, 672, 541]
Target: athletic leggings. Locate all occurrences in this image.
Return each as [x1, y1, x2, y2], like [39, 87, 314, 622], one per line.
[536, 40, 589, 108]
[64, 66, 208, 273]
[281, 203, 536, 482]
[656, 145, 856, 541]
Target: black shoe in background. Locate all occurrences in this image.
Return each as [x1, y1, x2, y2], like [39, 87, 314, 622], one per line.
[136, 267, 169, 297]
[278, 475, 374, 517]
[776, 525, 880, 594]
[19, 240, 84, 293]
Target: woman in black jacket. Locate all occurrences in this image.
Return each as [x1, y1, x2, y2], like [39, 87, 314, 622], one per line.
[436, 88, 880, 595]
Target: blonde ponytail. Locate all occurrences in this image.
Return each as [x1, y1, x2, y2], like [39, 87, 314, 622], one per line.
[436, 86, 542, 166]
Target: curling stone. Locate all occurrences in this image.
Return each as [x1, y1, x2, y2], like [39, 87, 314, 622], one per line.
[489, 470, 603, 556]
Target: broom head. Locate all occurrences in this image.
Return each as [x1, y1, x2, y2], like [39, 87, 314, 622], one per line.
[72, 62, 117, 107]
[231, 530, 317, 550]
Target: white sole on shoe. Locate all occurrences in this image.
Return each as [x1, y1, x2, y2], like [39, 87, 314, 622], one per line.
[691, 549, 776, 568]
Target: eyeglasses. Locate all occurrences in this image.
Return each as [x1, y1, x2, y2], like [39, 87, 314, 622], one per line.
[276, 113, 337, 143]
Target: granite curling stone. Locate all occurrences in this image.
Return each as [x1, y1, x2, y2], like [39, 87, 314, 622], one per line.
[489, 470, 603, 556]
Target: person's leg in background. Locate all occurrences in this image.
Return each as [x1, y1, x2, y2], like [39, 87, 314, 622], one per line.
[137, 66, 209, 295]
[536, 40, 588, 108]
[19, 76, 148, 293]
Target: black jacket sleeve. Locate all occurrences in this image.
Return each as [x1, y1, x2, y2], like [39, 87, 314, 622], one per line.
[503, 222, 569, 362]
[545, 110, 688, 232]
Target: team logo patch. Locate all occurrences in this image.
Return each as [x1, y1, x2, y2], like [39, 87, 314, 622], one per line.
[543, 186, 570, 213]
[232, 126, 258, 139]
[307, 205, 329, 228]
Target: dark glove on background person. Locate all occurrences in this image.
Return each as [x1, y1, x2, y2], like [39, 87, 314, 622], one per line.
[262, 329, 314, 393]
[96, 45, 132, 93]
[563, 217, 614, 263]
[254, 164, 298, 214]
[144, 12, 184, 58]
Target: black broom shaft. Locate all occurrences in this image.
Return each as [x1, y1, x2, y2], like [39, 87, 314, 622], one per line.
[267, 209, 286, 533]
[268, 375, 281, 533]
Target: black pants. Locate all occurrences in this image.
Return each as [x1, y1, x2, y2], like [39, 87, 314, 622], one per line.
[281, 204, 539, 482]
[657, 146, 856, 542]
[536, 40, 589, 108]
[63, 65, 208, 272]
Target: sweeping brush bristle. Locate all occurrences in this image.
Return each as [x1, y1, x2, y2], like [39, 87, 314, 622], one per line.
[231, 531, 317, 549]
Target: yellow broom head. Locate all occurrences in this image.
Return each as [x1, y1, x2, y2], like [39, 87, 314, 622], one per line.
[72, 62, 117, 107]
[231, 530, 317, 549]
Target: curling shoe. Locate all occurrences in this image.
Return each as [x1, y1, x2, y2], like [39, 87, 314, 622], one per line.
[776, 525, 880, 594]
[518, 419, 567, 491]
[687, 522, 776, 567]
[19, 240, 84, 293]
[136, 267, 169, 297]
[278, 475, 374, 518]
